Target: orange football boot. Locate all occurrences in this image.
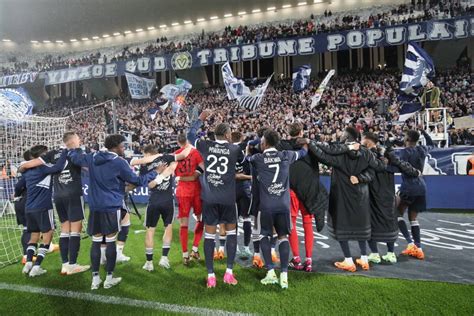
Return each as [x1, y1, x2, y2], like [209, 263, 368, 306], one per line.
[334, 260, 356, 272]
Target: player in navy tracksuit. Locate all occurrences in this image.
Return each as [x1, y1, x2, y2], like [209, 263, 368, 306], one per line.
[187, 110, 245, 288]
[247, 129, 307, 289]
[69, 134, 158, 290]
[21, 146, 67, 277]
[397, 128, 434, 260]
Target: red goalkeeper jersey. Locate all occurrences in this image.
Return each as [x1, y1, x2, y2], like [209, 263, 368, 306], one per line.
[174, 147, 203, 197]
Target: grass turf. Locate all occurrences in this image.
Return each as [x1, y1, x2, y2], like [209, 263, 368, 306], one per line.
[0, 208, 473, 315]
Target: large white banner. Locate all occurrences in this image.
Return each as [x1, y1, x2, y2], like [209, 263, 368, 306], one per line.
[125, 73, 156, 99]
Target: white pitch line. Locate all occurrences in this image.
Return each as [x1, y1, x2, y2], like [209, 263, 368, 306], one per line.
[0, 282, 254, 316]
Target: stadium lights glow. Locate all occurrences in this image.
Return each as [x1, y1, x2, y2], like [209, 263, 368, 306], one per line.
[147, 26, 155, 30]
[184, 20, 192, 24]
[252, 9, 261, 13]
[159, 24, 167, 28]
[124, 30, 132, 34]
[2, 39, 11, 42]
[70, 39, 78, 42]
[171, 22, 179, 26]
[135, 28, 143, 32]
[298, 1, 307, 5]
[224, 13, 232, 17]
[31, 40, 39, 43]
[113, 32, 121, 36]
[55, 40, 63, 43]
[313, 0, 323, 3]
[102, 34, 110, 38]
[210, 16, 219, 20]
[92, 36, 99, 40]
[267, 6, 276, 11]
[43, 40, 51, 43]
[81, 37, 89, 41]
[282, 4, 292, 8]
[238, 11, 247, 15]
[197, 18, 205, 22]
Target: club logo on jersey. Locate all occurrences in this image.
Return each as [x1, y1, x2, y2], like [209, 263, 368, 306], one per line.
[267, 182, 285, 196]
[171, 52, 193, 70]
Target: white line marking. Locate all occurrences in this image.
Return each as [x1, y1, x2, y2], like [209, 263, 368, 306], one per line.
[0, 282, 254, 316]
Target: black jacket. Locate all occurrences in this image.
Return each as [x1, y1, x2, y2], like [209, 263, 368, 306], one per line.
[277, 138, 329, 232]
[309, 142, 385, 241]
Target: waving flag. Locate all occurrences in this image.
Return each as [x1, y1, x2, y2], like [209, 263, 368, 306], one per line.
[310, 69, 335, 109]
[238, 74, 273, 112]
[399, 42, 435, 98]
[221, 62, 272, 111]
[159, 78, 192, 113]
[221, 62, 250, 100]
[292, 65, 311, 92]
[397, 42, 435, 121]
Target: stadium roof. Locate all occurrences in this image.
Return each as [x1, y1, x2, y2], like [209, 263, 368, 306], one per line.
[0, 0, 390, 43]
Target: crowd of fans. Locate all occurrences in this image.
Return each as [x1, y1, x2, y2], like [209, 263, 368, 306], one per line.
[1, 1, 472, 76]
[36, 69, 473, 154]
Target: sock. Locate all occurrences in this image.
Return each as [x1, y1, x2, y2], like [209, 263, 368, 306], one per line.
[339, 241, 351, 258]
[179, 226, 189, 253]
[398, 217, 413, 244]
[162, 244, 170, 257]
[117, 225, 129, 243]
[410, 221, 421, 248]
[204, 233, 215, 273]
[193, 221, 204, 248]
[105, 236, 117, 274]
[252, 230, 261, 254]
[387, 242, 395, 253]
[92, 272, 100, 282]
[35, 244, 49, 266]
[344, 257, 354, 265]
[288, 217, 300, 258]
[226, 268, 233, 275]
[260, 236, 274, 270]
[219, 235, 226, 251]
[146, 247, 153, 261]
[91, 237, 102, 273]
[270, 234, 277, 250]
[278, 238, 290, 273]
[21, 229, 30, 255]
[106, 273, 114, 281]
[302, 216, 314, 259]
[100, 245, 106, 262]
[26, 243, 37, 262]
[225, 230, 237, 270]
[59, 232, 70, 264]
[358, 240, 367, 256]
[69, 232, 81, 265]
[368, 240, 378, 254]
[243, 219, 251, 247]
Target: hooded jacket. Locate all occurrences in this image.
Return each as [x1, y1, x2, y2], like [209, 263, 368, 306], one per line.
[69, 149, 156, 213]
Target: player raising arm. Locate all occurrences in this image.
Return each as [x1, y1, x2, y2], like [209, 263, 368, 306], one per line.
[187, 110, 245, 288]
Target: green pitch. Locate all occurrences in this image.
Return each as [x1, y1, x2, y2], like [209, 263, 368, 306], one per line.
[0, 207, 473, 315]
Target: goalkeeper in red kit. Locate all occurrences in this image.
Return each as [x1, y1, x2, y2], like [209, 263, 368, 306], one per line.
[174, 133, 205, 265]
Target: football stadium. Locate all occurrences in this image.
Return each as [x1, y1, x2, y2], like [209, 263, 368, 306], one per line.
[0, 0, 473, 314]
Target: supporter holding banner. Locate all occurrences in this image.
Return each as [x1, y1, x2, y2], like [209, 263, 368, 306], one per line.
[125, 73, 156, 100]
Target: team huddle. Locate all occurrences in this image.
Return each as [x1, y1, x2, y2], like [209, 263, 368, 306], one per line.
[13, 109, 431, 290]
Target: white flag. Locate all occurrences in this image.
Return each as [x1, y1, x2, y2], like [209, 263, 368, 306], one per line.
[125, 73, 156, 100]
[310, 69, 335, 109]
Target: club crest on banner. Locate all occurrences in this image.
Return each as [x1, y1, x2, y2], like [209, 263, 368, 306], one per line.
[171, 52, 193, 70]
